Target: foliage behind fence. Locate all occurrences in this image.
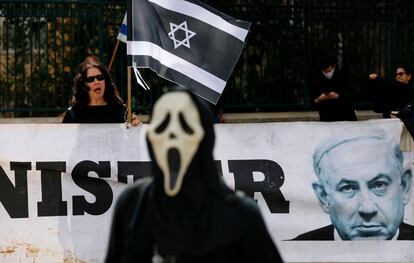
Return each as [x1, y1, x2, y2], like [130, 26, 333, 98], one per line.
[1, 0, 414, 116]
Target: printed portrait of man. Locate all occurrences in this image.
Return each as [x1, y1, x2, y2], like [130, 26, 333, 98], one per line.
[293, 130, 414, 240]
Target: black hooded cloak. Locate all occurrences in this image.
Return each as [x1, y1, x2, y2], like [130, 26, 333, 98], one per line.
[105, 88, 283, 263]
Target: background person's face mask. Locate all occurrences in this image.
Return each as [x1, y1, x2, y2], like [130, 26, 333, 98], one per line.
[322, 69, 335, 79]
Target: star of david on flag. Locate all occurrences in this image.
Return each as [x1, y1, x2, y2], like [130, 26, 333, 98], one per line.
[127, 0, 251, 104]
[168, 21, 196, 49]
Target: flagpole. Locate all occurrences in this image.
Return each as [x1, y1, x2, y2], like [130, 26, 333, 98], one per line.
[108, 39, 120, 71]
[127, 66, 132, 124]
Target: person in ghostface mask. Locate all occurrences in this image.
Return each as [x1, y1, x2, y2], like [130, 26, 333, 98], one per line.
[312, 56, 357, 122]
[105, 87, 283, 263]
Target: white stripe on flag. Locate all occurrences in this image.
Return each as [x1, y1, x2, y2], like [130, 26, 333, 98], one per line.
[128, 41, 226, 94]
[117, 33, 127, 43]
[148, 0, 248, 41]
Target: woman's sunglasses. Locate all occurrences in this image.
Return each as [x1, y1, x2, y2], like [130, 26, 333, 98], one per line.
[395, 72, 406, 77]
[84, 74, 105, 83]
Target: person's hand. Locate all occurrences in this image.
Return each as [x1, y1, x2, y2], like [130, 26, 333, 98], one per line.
[315, 93, 328, 104]
[327, 91, 339, 99]
[369, 73, 378, 80]
[315, 92, 339, 103]
[131, 114, 141, 126]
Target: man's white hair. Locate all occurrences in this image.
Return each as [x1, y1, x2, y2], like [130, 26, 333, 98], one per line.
[313, 128, 403, 183]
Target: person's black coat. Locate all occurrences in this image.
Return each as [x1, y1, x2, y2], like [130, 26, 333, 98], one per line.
[312, 69, 356, 121]
[62, 104, 127, 123]
[105, 178, 283, 263]
[368, 77, 414, 118]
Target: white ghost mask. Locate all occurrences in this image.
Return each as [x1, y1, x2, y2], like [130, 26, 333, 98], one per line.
[147, 91, 204, 196]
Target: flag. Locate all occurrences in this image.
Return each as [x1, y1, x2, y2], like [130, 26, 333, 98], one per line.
[127, 0, 251, 104]
[117, 13, 127, 43]
[117, 13, 151, 90]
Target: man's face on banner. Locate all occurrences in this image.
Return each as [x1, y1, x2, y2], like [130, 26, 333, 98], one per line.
[314, 139, 412, 240]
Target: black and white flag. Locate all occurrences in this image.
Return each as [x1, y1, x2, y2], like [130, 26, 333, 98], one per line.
[127, 0, 250, 104]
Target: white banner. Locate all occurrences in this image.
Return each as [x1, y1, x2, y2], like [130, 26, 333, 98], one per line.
[0, 119, 413, 262]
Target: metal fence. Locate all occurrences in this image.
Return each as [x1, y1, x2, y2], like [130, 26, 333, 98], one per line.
[1, 0, 414, 116]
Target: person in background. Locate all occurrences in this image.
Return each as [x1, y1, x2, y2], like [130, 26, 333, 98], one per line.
[369, 65, 414, 118]
[62, 62, 140, 125]
[394, 65, 413, 84]
[312, 57, 357, 122]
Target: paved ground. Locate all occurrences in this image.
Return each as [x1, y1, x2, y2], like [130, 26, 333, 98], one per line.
[0, 110, 383, 124]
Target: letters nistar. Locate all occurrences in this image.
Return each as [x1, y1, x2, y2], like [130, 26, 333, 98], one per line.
[0, 160, 289, 218]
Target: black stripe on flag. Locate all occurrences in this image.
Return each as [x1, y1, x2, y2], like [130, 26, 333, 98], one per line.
[127, 0, 250, 104]
[134, 55, 222, 104]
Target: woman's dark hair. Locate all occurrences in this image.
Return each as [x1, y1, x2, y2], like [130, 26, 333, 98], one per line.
[71, 63, 123, 106]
